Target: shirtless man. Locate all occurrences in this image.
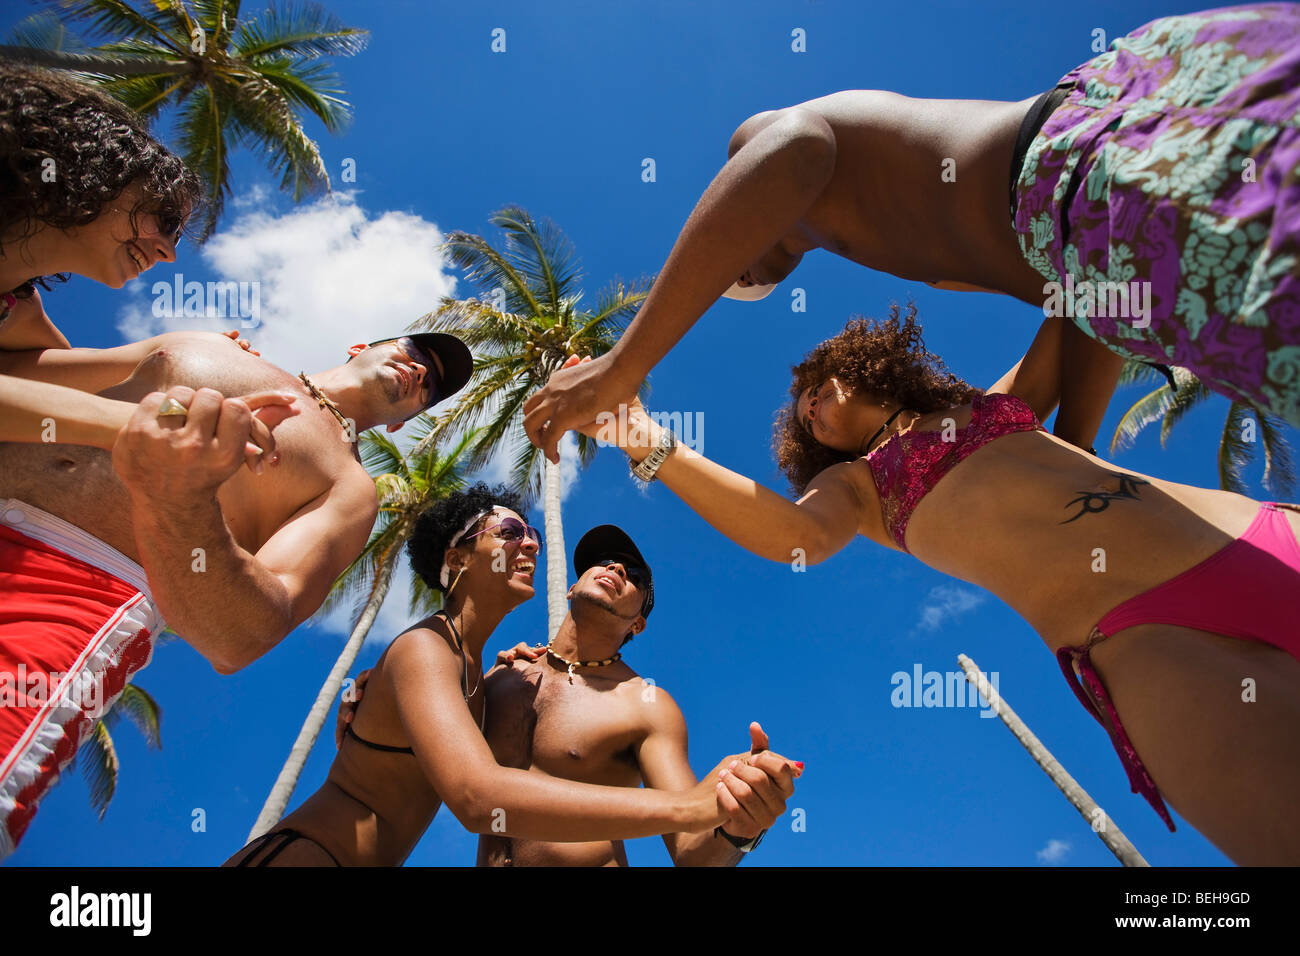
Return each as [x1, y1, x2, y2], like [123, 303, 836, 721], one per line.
[0, 328, 471, 856]
[340, 524, 792, 866]
[479, 524, 784, 866]
[523, 85, 1152, 457]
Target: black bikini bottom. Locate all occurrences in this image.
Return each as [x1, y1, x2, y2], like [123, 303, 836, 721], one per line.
[232, 828, 342, 867]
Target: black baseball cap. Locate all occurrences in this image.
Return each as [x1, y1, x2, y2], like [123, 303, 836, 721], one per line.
[365, 332, 473, 410]
[573, 524, 654, 618]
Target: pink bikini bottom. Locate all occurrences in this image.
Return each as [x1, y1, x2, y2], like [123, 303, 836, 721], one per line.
[1057, 502, 1300, 831]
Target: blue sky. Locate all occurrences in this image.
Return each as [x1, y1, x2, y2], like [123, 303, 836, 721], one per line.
[7, 0, 1281, 867]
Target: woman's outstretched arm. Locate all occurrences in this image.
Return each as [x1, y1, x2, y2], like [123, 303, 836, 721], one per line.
[987, 314, 1121, 450]
[585, 401, 864, 565]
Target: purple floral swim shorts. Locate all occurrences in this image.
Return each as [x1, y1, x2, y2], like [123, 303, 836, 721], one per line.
[1012, 4, 1300, 426]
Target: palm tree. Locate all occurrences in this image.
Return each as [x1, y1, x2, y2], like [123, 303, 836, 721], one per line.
[1110, 360, 1296, 496]
[73, 683, 162, 820]
[411, 206, 652, 640]
[247, 421, 475, 840]
[3, 1, 368, 239]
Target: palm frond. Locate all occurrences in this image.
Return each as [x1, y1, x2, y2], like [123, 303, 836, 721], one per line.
[489, 205, 584, 316]
[508, 429, 545, 503]
[359, 430, 408, 482]
[102, 682, 163, 748]
[441, 231, 546, 319]
[1116, 357, 1165, 388]
[101, 70, 191, 116]
[53, 0, 179, 51]
[1110, 384, 1177, 455]
[1217, 402, 1254, 495]
[75, 721, 119, 821]
[6, 11, 91, 51]
[226, 73, 330, 202]
[231, 0, 367, 59]
[176, 80, 232, 239]
[1158, 374, 1212, 446]
[246, 55, 352, 132]
[1257, 412, 1298, 495]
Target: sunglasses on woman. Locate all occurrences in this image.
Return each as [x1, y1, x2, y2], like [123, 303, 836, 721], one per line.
[462, 516, 543, 550]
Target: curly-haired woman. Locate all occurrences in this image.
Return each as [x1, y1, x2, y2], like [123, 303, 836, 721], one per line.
[0, 64, 200, 348]
[577, 306, 1300, 865]
[225, 484, 788, 866]
[0, 66, 269, 448]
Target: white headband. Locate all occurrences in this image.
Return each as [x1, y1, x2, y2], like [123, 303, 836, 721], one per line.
[438, 509, 494, 589]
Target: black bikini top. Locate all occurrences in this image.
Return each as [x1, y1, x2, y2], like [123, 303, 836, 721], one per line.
[344, 609, 482, 756]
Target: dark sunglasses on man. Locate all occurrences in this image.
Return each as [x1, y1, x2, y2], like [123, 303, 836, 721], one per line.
[365, 336, 445, 410]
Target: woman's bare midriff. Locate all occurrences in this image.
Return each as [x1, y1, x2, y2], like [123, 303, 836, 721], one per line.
[273, 761, 443, 867]
[847, 427, 1272, 651]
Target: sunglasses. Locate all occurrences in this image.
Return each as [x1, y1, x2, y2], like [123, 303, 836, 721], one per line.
[366, 337, 444, 408]
[462, 516, 543, 551]
[591, 556, 650, 591]
[158, 213, 184, 245]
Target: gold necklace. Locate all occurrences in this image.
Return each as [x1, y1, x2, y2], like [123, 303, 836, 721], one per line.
[546, 640, 622, 684]
[298, 372, 353, 441]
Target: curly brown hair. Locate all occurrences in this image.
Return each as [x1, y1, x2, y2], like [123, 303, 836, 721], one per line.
[773, 303, 980, 494]
[0, 65, 202, 295]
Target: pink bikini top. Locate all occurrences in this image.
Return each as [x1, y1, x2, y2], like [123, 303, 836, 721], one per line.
[866, 392, 1044, 551]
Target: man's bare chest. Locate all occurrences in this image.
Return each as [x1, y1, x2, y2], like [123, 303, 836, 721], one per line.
[485, 663, 645, 786]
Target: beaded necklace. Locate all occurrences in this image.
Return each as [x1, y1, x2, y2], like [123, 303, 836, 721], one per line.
[298, 372, 354, 442]
[545, 640, 622, 684]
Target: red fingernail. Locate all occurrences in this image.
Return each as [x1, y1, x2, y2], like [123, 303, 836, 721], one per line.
[795, 761, 804, 770]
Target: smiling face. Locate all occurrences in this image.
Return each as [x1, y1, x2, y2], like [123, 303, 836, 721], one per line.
[60, 182, 184, 289]
[446, 507, 539, 604]
[348, 338, 446, 426]
[569, 555, 647, 623]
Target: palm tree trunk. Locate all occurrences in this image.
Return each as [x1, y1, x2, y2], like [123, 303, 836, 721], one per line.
[542, 455, 567, 641]
[957, 653, 1150, 867]
[246, 544, 401, 842]
[0, 46, 192, 75]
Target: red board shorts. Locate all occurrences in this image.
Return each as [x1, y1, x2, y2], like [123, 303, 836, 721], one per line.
[0, 499, 161, 859]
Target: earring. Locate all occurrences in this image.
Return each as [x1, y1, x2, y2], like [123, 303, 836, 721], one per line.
[445, 567, 466, 598]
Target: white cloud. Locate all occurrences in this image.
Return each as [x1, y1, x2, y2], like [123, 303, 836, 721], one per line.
[1036, 838, 1071, 865]
[117, 191, 457, 377]
[915, 584, 987, 633]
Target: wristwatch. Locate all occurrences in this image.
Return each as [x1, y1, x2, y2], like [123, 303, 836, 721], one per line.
[630, 426, 678, 482]
[715, 825, 766, 853]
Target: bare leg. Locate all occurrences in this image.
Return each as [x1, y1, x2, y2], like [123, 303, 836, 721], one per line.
[1091, 624, 1300, 865]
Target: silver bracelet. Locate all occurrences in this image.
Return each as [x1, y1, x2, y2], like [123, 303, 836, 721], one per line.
[630, 428, 678, 482]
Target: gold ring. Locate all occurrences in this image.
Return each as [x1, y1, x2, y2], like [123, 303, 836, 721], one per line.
[157, 397, 189, 419]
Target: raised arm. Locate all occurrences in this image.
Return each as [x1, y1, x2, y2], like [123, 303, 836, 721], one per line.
[585, 401, 865, 565]
[986, 314, 1121, 450]
[385, 630, 732, 842]
[523, 108, 837, 461]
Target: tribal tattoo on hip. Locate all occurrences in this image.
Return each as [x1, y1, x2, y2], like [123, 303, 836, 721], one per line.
[1060, 472, 1151, 524]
